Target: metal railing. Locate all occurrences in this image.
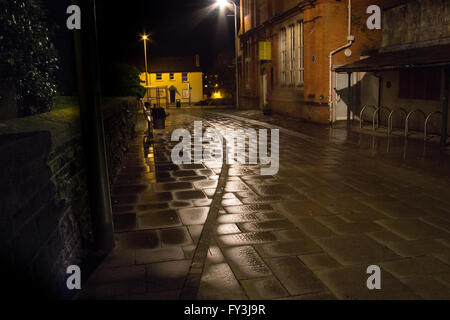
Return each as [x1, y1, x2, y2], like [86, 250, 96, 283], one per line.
[405, 109, 426, 138]
[387, 107, 408, 137]
[358, 105, 444, 142]
[424, 111, 442, 141]
[359, 105, 376, 129]
[372, 106, 391, 131]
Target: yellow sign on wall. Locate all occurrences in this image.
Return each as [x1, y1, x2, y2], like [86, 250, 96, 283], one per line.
[259, 41, 272, 61]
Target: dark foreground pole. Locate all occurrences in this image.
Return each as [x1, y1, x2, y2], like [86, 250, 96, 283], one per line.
[441, 68, 449, 149]
[73, 0, 115, 252]
[347, 72, 352, 128]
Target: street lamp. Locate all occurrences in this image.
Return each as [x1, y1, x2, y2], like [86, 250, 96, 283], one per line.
[215, 0, 240, 110]
[141, 34, 150, 103]
[216, 0, 229, 8]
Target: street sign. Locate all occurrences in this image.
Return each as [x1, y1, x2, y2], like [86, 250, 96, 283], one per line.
[259, 41, 272, 61]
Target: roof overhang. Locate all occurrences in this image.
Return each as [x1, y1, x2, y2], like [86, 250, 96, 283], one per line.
[335, 44, 450, 73]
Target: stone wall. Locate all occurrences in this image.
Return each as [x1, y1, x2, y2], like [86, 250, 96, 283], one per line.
[382, 0, 450, 52]
[0, 97, 138, 299]
[103, 98, 139, 185]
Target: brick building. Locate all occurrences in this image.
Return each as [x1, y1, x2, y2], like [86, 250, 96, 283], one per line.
[237, 0, 400, 124]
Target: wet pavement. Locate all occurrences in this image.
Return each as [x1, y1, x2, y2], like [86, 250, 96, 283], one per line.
[77, 108, 450, 300]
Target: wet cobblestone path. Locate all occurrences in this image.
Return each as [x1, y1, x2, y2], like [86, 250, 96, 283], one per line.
[78, 109, 450, 300]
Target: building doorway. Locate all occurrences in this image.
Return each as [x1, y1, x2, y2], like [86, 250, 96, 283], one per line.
[334, 72, 350, 121]
[170, 90, 176, 104]
[260, 69, 268, 109]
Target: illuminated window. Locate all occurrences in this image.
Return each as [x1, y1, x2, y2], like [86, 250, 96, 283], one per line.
[296, 21, 304, 85]
[279, 28, 287, 86]
[289, 24, 295, 86]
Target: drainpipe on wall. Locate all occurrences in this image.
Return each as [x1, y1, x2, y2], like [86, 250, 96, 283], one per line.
[328, 0, 355, 124]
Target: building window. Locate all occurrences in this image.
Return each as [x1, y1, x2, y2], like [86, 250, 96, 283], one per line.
[156, 73, 162, 81]
[279, 28, 287, 86]
[170, 73, 175, 80]
[182, 72, 188, 82]
[296, 21, 304, 85]
[245, 41, 252, 89]
[289, 25, 295, 86]
[399, 69, 441, 100]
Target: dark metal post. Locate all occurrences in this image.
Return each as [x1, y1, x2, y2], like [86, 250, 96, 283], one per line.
[73, 0, 115, 252]
[233, 1, 240, 110]
[347, 72, 352, 128]
[378, 75, 382, 126]
[441, 68, 449, 149]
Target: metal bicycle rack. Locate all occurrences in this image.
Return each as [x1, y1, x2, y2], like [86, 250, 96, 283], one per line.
[372, 106, 391, 131]
[359, 105, 376, 129]
[405, 109, 426, 138]
[387, 107, 408, 137]
[424, 111, 443, 141]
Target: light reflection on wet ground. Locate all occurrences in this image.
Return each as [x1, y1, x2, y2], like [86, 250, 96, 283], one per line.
[78, 108, 450, 300]
[229, 110, 450, 180]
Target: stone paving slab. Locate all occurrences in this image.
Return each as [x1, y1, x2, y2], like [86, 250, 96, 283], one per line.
[384, 239, 450, 257]
[216, 231, 278, 247]
[299, 253, 342, 271]
[376, 218, 450, 240]
[222, 246, 272, 280]
[197, 263, 248, 300]
[79, 110, 450, 300]
[315, 265, 420, 300]
[136, 247, 185, 264]
[241, 276, 290, 300]
[398, 276, 450, 300]
[146, 260, 191, 293]
[265, 256, 328, 296]
[255, 239, 322, 258]
[295, 218, 338, 239]
[316, 235, 400, 266]
[380, 256, 450, 278]
[160, 227, 194, 247]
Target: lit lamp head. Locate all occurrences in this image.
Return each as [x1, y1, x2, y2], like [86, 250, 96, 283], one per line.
[216, 0, 230, 9]
[141, 34, 149, 40]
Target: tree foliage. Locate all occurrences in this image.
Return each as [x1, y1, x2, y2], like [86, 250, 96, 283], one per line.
[0, 0, 59, 117]
[101, 62, 146, 98]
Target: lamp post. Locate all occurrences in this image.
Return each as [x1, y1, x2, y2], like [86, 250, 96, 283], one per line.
[216, 0, 239, 109]
[142, 34, 150, 103]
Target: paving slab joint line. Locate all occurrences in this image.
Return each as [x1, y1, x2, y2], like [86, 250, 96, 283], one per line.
[179, 121, 229, 300]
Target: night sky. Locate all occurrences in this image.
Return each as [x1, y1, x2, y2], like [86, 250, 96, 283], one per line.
[42, 0, 236, 86]
[96, 0, 236, 70]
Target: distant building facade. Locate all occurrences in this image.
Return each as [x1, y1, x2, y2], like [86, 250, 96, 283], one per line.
[140, 55, 204, 105]
[237, 0, 398, 124]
